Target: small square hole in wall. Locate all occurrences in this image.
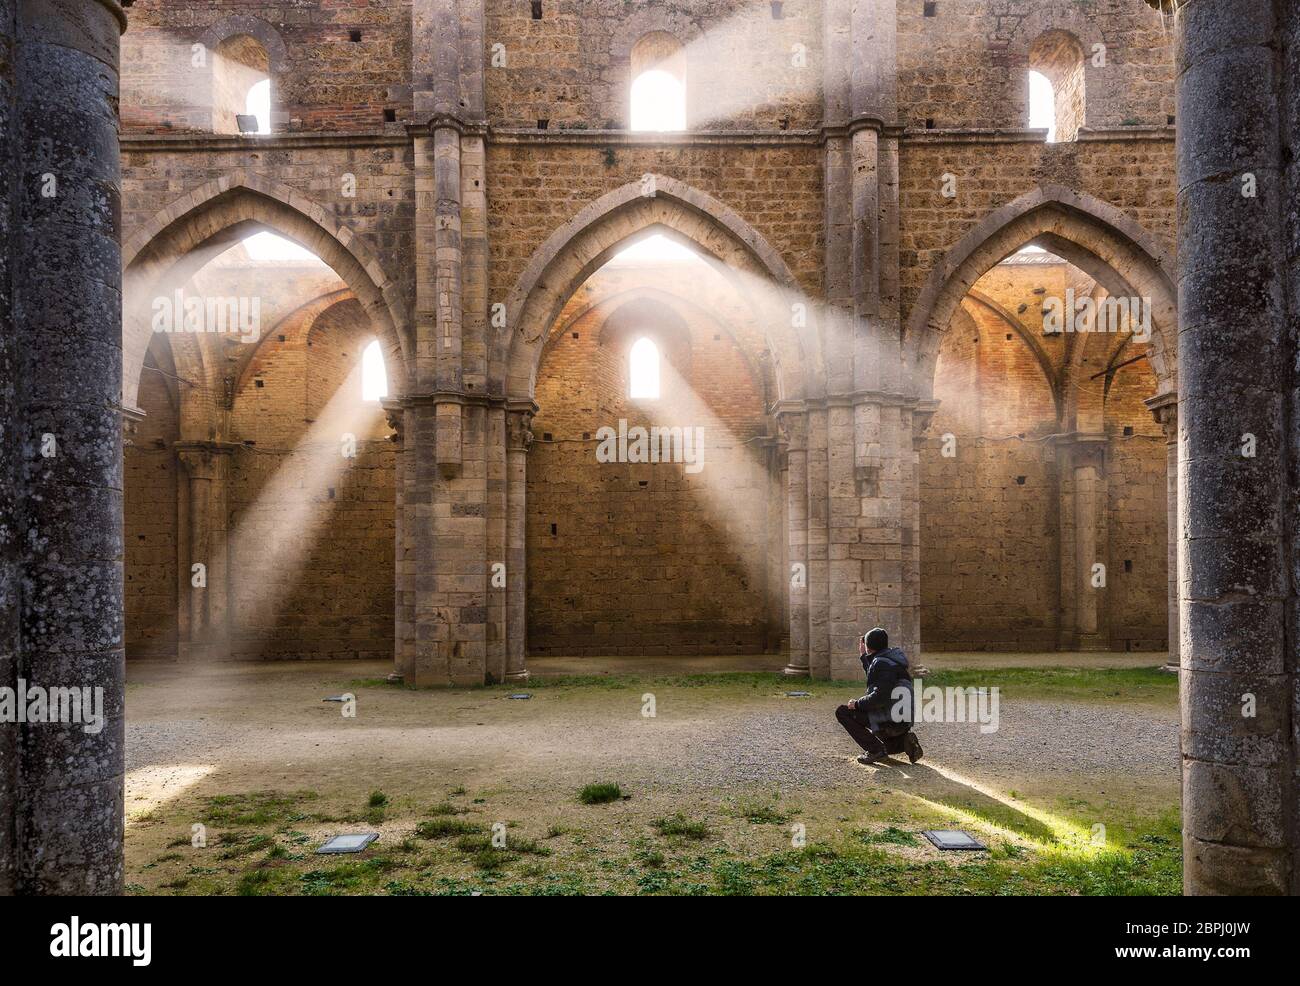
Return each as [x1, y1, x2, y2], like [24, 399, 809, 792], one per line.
[771, 1, 784, 20]
[537, 118, 549, 130]
[1005, 333, 1013, 341]
[1123, 425, 1134, 436]
[550, 523, 557, 536]
[255, 379, 264, 388]
[639, 480, 648, 488]
[925, 118, 936, 129]
[714, 334, 721, 341]
[278, 334, 286, 342]
[543, 432, 553, 442]
[328, 488, 336, 500]
[1015, 475, 1026, 485]
[1124, 559, 1133, 572]
[572, 332, 579, 339]
[350, 30, 362, 42]
[583, 432, 590, 441]
[532, 0, 543, 19]
[1167, 115, 1176, 126]
[384, 108, 397, 123]
[924, 1, 938, 16]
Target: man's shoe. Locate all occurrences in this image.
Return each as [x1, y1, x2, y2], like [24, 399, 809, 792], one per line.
[857, 753, 887, 765]
[904, 733, 924, 764]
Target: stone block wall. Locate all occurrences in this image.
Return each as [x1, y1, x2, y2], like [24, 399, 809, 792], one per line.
[120, 0, 413, 133]
[484, 0, 824, 130]
[123, 344, 180, 661]
[527, 263, 778, 656]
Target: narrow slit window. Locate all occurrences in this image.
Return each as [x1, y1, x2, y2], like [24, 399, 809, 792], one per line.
[629, 337, 660, 399]
[362, 339, 388, 402]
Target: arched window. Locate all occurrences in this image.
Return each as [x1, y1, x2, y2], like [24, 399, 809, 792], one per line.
[630, 33, 686, 131]
[629, 337, 661, 399]
[212, 34, 271, 135]
[362, 339, 388, 402]
[1028, 31, 1086, 143]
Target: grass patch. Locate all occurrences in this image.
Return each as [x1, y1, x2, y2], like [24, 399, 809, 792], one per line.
[652, 813, 711, 840]
[201, 790, 318, 827]
[578, 783, 623, 805]
[733, 797, 791, 825]
[427, 801, 468, 816]
[922, 667, 1175, 706]
[415, 818, 483, 840]
[856, 826, 916, 846]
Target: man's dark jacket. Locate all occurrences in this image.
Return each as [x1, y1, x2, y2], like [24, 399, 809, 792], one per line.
[855, 646, 914, 734]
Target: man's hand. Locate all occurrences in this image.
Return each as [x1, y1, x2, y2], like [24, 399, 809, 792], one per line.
[858, 636, 867, 657]
[847, 699, 857, 710]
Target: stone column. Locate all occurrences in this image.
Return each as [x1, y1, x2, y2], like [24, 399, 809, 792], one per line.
[1154, 0, 1297, 895]
[175, 442, 235, 662]
[1145, 393, 1179, 670]
[778, 410, 809, 676]
[383, 403, 412, 680]
[0, 0, 128, 895]
[505, 408, 532, 683]
[1053, 433, 1109, 651]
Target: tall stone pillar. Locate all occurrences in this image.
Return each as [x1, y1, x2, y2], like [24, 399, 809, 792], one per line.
[406, 0, 493, 686]
[0, 0, 128, 894]
[175, 442, 234, 662]
[778, 410, 810, 676]
[1053, 434, 1109, 651]
[505, 408, 532, 683]
[1146, 393, 1179, 669]
[1155, 0, 1299, 895]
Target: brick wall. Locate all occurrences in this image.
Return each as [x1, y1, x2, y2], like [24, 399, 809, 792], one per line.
[484, 0, 823, 131]
[120, 0, 413, 134]
[226, 297, 396, 660]
[920, 259, 1168, 651]
[124, 342, 181, 660]
[527, 261, 779, 656]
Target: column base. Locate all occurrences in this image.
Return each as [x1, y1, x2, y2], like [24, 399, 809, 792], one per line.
[781, 663, 811, 677]
[504, 669, 530, 683]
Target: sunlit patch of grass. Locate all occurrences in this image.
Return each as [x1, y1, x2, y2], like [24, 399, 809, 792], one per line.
[427, 801, 468, 816]
[201, 790, 318, 827]
[652, 813, 711, 840]
[578, 783, 622, 805]
[923, 667, 1175, 706]
[732, 796, 791, 825]
[415, 818, 483, 839]
[856, 826, 916, 846]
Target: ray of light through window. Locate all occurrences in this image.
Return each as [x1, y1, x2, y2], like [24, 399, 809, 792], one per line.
[631, 69, 686, 131]
[246, 77, 271, 134]
[629, 337, 661, 399]
[361, 339, 388, 402]
[1028, 70, 1056, 143]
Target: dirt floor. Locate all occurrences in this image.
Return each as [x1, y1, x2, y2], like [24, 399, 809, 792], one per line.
[123, 658, 1182, 896]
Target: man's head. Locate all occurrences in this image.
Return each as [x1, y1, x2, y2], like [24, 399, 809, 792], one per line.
[864, 627, 888, 654]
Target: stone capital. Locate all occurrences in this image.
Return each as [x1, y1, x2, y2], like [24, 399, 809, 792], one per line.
[507, 409, 534, 452]
[1144, 393, 1178, 443]
[175, 440, 239, 479]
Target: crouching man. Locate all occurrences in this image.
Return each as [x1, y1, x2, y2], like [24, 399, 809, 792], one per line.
[835, 626, 924, 765]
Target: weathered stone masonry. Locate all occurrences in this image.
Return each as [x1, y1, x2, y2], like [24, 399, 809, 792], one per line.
[111, 0, 1185, 685]
[1, 0, 128, 895]
[4, 0, 1298, 898]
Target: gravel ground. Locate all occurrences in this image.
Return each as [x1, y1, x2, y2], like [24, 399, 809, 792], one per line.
[123, 660, 1179, 819]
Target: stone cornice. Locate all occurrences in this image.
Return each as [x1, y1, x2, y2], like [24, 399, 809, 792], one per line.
[772, 391, 923, 415]
[120, 132, 410, 153]
[119, 123, 1176, 156]
[902, 126, 1175, 146]
[383, 391, 537, 414]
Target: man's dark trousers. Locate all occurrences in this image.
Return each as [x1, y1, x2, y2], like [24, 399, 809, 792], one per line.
[835, 704, 908, 757]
